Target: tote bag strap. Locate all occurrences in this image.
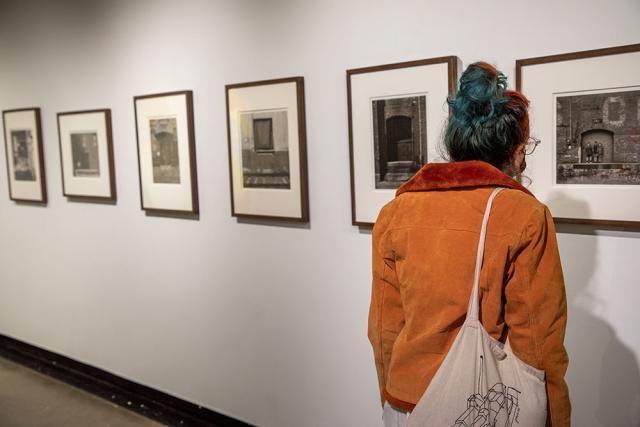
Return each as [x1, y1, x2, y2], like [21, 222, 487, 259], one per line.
[466, 187, 505, 321]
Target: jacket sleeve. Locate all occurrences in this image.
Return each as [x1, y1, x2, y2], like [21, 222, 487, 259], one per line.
[368, 203, 404, 407]
[505, 205, 571, 427]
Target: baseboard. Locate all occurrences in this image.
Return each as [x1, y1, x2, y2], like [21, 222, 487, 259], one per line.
[0, 334, 255, 427]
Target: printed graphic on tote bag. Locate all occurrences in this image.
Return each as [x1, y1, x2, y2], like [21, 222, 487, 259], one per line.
[454, 356, 522, 427]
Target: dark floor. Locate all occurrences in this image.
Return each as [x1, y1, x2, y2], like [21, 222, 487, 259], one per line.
[0, 357, 163, 427]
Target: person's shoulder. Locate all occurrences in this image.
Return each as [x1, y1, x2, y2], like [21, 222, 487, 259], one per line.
[497, 188, 548, 219]
[373, 198, 399, 236]
[498, 188, 554, 239]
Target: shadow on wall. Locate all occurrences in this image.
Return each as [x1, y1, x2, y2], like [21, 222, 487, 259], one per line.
[549, 192, 640, 426]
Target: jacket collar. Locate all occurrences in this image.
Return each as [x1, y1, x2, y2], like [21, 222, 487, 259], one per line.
[396, 160, 534, 197]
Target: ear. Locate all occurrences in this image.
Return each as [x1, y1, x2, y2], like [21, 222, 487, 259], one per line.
[512, 142, 525, 158]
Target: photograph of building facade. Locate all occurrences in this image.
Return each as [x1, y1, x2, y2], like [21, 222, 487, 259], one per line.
[240, 109, 291, 189]
[149, 117, 180, 184]
[11, 129, 36, 181]
[372, 95, 427, 189]
[70, 132, 100, 177]
[555, 89, 640, 185]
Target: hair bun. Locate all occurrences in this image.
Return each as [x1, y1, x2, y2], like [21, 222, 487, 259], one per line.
[443, 61, 529, 171]
[449, 62, 508, 123]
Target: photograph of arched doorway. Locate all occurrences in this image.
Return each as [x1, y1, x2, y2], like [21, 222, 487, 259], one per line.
[372, 94, 427, 189]
[149, 117, 181, 184]
[580, 129, 614, 164]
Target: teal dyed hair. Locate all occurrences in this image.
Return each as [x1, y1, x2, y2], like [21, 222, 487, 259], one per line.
[443, 62, 529, 170]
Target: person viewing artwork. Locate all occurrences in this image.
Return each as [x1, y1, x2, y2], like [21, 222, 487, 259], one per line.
[368, 62, 570, 426]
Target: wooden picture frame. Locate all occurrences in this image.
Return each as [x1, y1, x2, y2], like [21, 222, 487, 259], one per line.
[2, 107, 47, 203]
[133, 90, 199, 215]
[347, 56, 460, 227]
[225, 77, 309, 222]
[57, 109, 116, 202]
[517, 44, 640, 230]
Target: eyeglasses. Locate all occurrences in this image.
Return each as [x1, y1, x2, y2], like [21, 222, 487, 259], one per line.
[525, 136, 541, 155]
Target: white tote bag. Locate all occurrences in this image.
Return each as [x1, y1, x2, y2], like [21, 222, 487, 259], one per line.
[407, 187, 547, 427]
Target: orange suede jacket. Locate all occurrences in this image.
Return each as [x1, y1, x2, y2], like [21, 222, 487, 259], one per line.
[368, 161, 570, 426]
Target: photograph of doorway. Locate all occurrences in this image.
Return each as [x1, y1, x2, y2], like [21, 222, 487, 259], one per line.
[371, 94, 427, 189]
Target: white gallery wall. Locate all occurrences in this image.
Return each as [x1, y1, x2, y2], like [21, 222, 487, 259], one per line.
[0, 0, 639, 426]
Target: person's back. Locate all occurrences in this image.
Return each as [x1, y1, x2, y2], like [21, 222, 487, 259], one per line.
[368, 63, 570, 427]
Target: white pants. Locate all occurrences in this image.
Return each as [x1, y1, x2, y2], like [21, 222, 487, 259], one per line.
[383, 402, 409, 427]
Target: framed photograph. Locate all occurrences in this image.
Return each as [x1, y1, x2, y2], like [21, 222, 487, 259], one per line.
[225, 77, 309, 222]
[347, 56, 460, 226]
[2, 107, 47, 203]
[134, 90, 199, 215]
[57, 109, 116, 201]
[517, 44, 640, 229]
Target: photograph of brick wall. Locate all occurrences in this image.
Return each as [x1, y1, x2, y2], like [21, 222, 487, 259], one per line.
[372, 95, 427, 189]
[240, 109, 290, 189]
[556, 89, 640, 185]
